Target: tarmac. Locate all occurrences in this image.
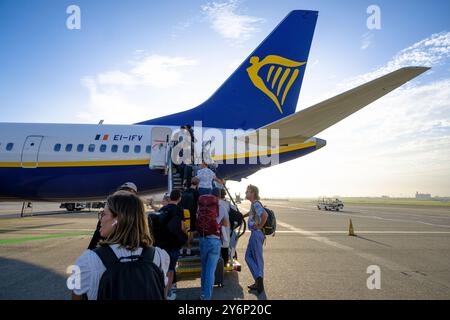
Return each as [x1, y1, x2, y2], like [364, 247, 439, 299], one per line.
[0, 200, 449, 300]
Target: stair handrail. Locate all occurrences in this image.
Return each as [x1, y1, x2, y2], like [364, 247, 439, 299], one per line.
[166, 140, 174, 193]
[215, 175, 247, 239]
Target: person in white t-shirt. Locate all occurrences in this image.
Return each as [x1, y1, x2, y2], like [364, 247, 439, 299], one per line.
[218, 189, 231, 266]
[71, 191, 170, 300]
[195, 161, 224, 196]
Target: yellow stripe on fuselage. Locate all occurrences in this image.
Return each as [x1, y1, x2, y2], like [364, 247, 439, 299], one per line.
[0, 160, 150, 168]
[0, 141, 316, 168]
[212, 141, 316, 161]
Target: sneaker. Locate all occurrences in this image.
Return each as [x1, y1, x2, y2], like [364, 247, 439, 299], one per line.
[256, 277, 264, 294]
[171, 283, 177, 292]
[247, 283, 257, 290]
[186, 248, 191, 255]
[179, 248, 184, 255]
[167, 291, 177, 300]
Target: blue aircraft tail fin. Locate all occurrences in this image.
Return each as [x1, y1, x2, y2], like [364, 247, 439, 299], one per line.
[138, 10, 318, 129]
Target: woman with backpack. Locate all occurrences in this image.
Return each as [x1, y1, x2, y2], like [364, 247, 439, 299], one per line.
[71, 191, 170, 300]
[243, 184, 268, 295]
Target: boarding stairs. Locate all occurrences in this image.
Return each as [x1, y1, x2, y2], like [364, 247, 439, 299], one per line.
[154, 129, 243, 285]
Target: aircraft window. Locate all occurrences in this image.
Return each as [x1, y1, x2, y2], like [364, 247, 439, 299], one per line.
[145, 145, 151, 154]
[111, 145, 118, 153]
[100, 144, 107, 153]
[134, 145, 141, 153]
[65, 144, 73, 152]
[77, 144, 84, 152]
[88, 144, 95, 152]
[6, 143, 14, 151]
[54, 144, 61, 152]
[123, 145, 130, 153]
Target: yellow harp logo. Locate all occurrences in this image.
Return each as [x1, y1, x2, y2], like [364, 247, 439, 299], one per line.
[246, 55, 306, 114]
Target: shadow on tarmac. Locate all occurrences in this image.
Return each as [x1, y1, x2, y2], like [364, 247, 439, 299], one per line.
[0, 257, 69, 300]
[355, 235, 392, 248]
[177, 270, 245, 300]
[0, 223, 73, 234]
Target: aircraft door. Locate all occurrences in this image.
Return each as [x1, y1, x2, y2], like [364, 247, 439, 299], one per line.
[149, 127, 172, 169]
[21, 136, 44, 168]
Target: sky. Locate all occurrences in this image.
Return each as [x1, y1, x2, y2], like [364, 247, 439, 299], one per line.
[0, 0, 449, 198]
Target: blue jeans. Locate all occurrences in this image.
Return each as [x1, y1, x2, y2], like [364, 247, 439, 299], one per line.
[199, 237, 221, 300]
[198, 187, 212, 196]
[245, 230, 265, 280]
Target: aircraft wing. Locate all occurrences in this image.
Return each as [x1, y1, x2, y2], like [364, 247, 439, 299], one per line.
[240, 67, 429, 145]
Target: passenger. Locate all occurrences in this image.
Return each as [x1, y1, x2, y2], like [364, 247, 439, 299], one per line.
[161, 193, 170, 208]
[71, 191, 170, 300]
[195, 161, 224, 196]
[243, 184, 268, 295]
[157, 189, 188, 300]
[147, 193, 170, 236]
[87, 182, 138, 250]
[147, 192, 179, 295]
[197, 188, 229, 300]
[218, 189, 231, 266]
[148, 193, 170, 212]
[184, 124, 195, 165]
[181, 177, 200, 255]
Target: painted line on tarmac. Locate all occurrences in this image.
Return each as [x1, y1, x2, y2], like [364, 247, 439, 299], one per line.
[276, 220, 450, 291]
[331, 211, 450, 229]
[354, 209, 450, 221]
[0, 232, 92, 245]
[0, 228, 93, 232]
[269, 204, 450, 229]
[267, 204, 312, 212]
[3, 228, 449, 235]
[243, 230, 450, 234]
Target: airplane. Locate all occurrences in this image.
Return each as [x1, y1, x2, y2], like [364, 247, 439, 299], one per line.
[0, 10, 429, 202]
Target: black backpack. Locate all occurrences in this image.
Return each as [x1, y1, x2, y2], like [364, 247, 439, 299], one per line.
[262, 207, 276, 236]
[148, 213, 166, 248]
[181, 189, 196, 215]
[254, 201, 277, 236]
[158, 206, 188, 249]
[93, 245, 165, 300]
[166, 214, 188, 248]
[228, 206, 244, 230]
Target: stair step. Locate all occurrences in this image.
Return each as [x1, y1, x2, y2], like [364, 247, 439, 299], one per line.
[176, 265, 201, 273]
[178, 256, 201, 264]
[179, 248, 200, 257]
[176, 261, 242, 273]
[177, 261, 201, 267]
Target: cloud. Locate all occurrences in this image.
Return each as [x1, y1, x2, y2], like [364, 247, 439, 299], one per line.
[238, 31, 450, 197]
[321, 32, 450, 187]
[83, 55, 198, 97]
[201, 0, 264, 42]
[347, 31, 450, 88]
[130, 55, 198, 88]
[360, 32, 374, 50]
[78, 54, 200, 124]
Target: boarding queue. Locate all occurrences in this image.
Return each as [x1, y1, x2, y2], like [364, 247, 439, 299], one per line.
[70, 177, 274, 300]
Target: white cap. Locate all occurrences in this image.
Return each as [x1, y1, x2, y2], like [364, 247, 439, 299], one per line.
[119, 182, 138, 193]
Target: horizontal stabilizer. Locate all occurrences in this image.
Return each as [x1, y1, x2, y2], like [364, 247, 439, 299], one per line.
[241, 67, 429, 145]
